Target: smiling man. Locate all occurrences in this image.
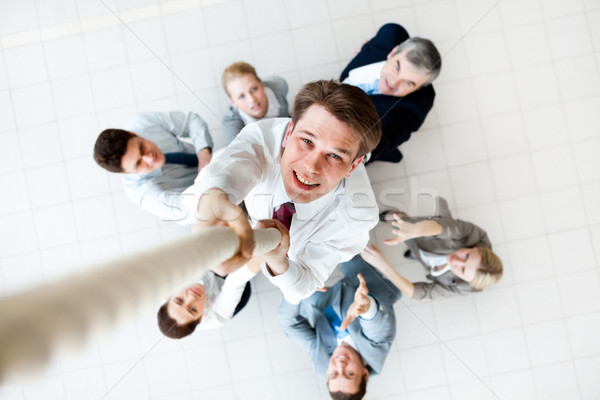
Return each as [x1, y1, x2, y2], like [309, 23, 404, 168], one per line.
[186, 80, 381, 303]
[341, 23, 442, 163]
[277, 257, 400, 399]
[93, 111, 213, 222]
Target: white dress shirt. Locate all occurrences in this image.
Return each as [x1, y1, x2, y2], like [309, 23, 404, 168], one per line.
[121, 111, 213, 223]
[184, 118, 379, 304]
[197, 265, 256, 330]
[342, 61, 385, 91]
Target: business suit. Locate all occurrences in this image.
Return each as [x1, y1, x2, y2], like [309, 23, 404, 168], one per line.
[404, 197, 491, 299]
[221, 75, 290, 144]
[277, 257, 400, 378]
[340, 23, 436, 163]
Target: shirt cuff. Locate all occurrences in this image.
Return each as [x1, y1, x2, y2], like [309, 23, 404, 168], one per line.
[358, 295, 378, 320]
[261, 259, 298, 284]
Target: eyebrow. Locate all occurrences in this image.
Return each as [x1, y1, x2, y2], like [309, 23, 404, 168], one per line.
[396, 59, 417, 86]
[302, 131, 352, 157]
[135, 141, 143, 169]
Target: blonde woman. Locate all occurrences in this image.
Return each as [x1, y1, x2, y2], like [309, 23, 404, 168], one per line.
[361, 197, 503, 299]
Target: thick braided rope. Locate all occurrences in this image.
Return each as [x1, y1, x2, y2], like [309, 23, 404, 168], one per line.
[0, 227, 281, 381]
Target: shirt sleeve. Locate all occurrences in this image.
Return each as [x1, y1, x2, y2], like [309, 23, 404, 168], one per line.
[412, 280, 477, 300]
[430, 197, 492, 248]
[144, 111, 214, 153]
[277, 298, 317, 356]
[208, 265, 257, 325]
[183, 121, 280, 210]
[358, 295, 378, 320]
[261, 219, 375, 304]
[122, 176, 189, 222]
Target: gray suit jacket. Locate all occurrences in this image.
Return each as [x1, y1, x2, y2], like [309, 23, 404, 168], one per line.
[405, 197, 491, 299]
[221, 75, 290, 144]
[277, 257, 400, 378]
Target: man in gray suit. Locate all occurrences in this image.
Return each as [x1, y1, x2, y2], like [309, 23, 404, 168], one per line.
[278, 256, 400, 399]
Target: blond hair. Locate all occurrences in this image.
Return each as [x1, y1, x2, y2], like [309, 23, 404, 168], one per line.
[221, 61, 261, 96]
[471, 247, 503, 289]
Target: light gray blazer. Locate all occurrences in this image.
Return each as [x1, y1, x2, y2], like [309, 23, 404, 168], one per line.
[277, 257, 399, 378]
[221, 75, 290, 144]
[404, 197, 491, 299]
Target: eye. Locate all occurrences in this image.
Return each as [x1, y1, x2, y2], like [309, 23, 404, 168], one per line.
[190, 307, 197, 313]
[174, 297, 183, 305]
[330, 372, 338, 378]
[466, 253, 470, 260]
[251, 86, 258, 93]
[238, 94, 245, 100]
[347, 372, 354, 377]
[302, 138, 313, 146]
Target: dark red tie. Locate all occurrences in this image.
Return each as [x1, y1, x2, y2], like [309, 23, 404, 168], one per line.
[273, 202, 296, 231]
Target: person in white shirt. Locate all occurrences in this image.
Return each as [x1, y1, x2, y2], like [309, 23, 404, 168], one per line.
[157, 258, 260, 339]
[221, 61, 290, 144]
[186, 80, 382, 304]
[93, 111, 213, 222]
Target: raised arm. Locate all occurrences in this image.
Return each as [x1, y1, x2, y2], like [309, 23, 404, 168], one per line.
[383, 213, 443, 246]
[360, 244, 415, 298]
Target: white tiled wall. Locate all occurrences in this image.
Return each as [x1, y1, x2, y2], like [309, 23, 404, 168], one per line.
[0, 0, 599, 398]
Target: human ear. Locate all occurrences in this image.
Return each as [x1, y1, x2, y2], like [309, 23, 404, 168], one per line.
[345, 155, 365, 177]
[281, 121, 294, 148]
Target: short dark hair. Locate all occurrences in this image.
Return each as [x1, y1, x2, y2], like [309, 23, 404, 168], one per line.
[93, 128, 136, 173]
[292, 80, 381, 159]
[328, 374, 368, 400]
[157, 302, 200, 339]
[395, 37, 442, 84]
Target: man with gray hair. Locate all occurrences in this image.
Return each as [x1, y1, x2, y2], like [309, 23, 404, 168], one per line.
[341, 23, 441, 163]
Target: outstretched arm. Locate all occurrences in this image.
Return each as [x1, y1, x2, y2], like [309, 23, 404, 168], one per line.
[360, 244, 415, 298]
[383, 213, 443, 246]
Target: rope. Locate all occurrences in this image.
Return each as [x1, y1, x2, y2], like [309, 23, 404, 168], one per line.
[0, 227, 281, 382]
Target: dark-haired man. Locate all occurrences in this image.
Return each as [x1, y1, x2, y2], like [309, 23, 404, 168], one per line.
[184, 80, 382, 304]
[278, 256, 400, 400]
[93, 111, 213, 221]
[341, 23, 442, 163]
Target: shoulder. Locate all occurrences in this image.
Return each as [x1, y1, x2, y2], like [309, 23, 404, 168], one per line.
[236, 117, 290, 154]
[263, 76, 289, 95]
[222, 105, 241, 120]
[339, 164, 379, 226]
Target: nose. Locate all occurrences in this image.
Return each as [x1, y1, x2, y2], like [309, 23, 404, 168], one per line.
[303, 151, 322, 174]
[142, 154, 153, 165]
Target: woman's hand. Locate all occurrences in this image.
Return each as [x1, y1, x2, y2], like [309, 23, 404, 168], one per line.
[384, 214, 421, 245]
[360, 244, 391, 272]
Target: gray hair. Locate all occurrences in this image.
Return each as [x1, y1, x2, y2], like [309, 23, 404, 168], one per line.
[395, 37, 442, 85]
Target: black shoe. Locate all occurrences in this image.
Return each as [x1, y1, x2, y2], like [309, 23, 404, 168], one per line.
[379, 211, 391, 222]
[404, 250, 414, 260]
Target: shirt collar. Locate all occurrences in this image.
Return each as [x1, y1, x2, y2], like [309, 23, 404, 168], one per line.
[272, 172, 342, 219]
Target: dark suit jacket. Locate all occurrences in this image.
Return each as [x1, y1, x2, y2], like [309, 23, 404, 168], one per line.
[340, 23, 436, 163]
[277, 257, 400, 378]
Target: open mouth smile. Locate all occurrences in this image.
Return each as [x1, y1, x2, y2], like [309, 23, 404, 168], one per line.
[294, 171, 319, 188]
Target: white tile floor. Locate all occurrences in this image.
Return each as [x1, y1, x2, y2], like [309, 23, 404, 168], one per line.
[0, 0, 599, 398]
